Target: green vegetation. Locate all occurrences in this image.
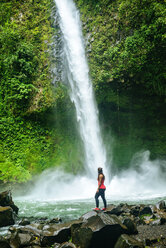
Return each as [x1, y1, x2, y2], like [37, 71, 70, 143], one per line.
[76, 0, 166, 167]
[0, 0, 165, 182]
[0, 0, 83, 183]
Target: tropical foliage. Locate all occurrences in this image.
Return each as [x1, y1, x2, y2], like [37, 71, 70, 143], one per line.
[0, 0, 165, 182]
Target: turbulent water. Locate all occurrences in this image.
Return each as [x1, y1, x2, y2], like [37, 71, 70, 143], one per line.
[13, 151, 166, 222]
[53, 0, 108, 177]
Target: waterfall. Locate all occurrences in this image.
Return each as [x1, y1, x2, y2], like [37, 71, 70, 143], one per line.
[54, 0, 108, 177]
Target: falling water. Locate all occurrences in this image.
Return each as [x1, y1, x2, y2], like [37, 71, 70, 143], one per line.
[54, 0, 108, 177]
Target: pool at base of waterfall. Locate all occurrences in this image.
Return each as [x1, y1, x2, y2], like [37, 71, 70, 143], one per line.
[14, 196, 166, 223]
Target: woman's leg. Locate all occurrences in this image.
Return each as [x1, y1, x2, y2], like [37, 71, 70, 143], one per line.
[100, 189, 107, 208]
[95, 192, 100, 208]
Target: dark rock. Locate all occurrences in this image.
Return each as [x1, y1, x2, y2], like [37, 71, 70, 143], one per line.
[145, 238, 158, 246]
[0, 237, 11, 248]
[140, 206, 152, 216]
[41, 220, 82, 247]
[0, 206, 15, 227]
[8, 225, 41, 248]
[71, 212, 127, 248]
[130, 209, 140, 217]
[122, 218, 138, 234]
[41, 228, 70, 247]
[106, 206, 124, 216]
[114, 234, 144, 248]
[19, 218, 31, 226]
[49, 218, 62, 224]
[160, 217, 166, 225]
[130, 206, 140, 217]
[0, 191, 19, 214]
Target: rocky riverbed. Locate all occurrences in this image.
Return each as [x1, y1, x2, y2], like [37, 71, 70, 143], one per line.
[0, 191, 166, 248]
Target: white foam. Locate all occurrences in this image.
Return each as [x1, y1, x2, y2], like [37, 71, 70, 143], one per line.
[17, 151, 166, 202]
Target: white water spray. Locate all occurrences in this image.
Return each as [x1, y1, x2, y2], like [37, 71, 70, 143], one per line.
[54, 0, 108, 177]
[18, 151, 166, 201]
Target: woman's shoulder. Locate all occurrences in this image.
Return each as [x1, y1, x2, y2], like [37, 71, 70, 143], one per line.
[99, 173, 104, 178]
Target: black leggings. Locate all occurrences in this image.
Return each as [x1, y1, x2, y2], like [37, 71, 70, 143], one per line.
[95, 189, 107, 208]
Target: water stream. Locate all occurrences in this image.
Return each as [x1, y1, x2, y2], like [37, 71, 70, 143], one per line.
[54, 0, 108, 178]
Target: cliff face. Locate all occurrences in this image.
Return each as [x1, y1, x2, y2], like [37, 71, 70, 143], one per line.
[75, 0, 166, 167]
[0, 0, 165, 182]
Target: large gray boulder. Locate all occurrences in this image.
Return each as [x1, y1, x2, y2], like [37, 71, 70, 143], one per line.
[8, 225, 41, 248]
[71, 212, 127, 248]
[0, 206, 15, 227]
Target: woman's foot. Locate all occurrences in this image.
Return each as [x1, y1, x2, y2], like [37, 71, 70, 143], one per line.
[102, 208, 107, 211]
[93, 207, 100, 211]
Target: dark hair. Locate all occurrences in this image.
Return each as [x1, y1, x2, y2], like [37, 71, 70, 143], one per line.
[97, 167, 105, 180]
[98, 167, 103, 173]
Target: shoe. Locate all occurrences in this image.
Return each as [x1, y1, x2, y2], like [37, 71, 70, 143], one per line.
[93, 208, 100, 211]
[102, 208, 107, 211]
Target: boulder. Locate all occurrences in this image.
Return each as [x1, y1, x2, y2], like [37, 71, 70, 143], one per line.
[0, 191, 19, 214]
[130, 206, 140, 217]
[114, 234, 144, 248]
[8, 225, 41, 248]
[17, 233, 32, 246]
[106, 206, 124, 216]
[140, 206, 152, 216]
[81, 211, 98, 221]
[71, 212, 127, 248]
[0, 206, 15, 227]
[41, 220, 82, 247]
[122, 218, 138, 234]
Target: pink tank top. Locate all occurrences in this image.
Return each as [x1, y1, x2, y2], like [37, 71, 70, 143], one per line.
[98, 178, 106, 189]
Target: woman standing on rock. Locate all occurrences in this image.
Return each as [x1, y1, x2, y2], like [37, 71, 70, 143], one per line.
[94, 167, 107, 211]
